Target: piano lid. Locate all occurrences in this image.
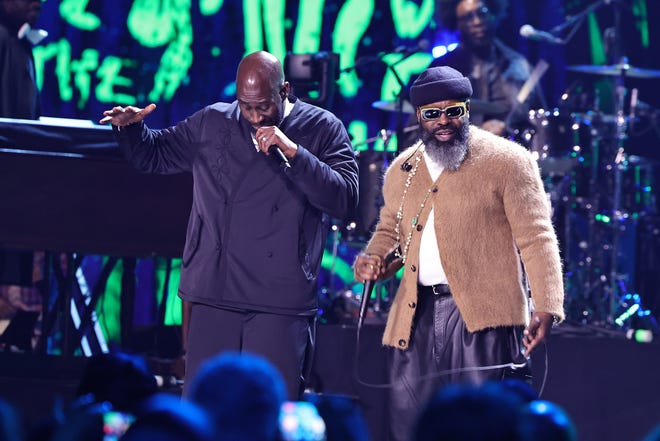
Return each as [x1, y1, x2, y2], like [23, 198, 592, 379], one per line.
[0, 117, 119, 158]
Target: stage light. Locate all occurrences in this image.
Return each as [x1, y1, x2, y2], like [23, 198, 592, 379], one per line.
[284, 52, 339, 109]
[615, 293, 660, 342]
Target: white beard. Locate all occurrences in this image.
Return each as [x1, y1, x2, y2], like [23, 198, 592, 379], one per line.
[420, 123, 470, 171]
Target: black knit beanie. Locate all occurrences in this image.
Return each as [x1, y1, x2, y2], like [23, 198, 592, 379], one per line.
[409, 66, 472, 108]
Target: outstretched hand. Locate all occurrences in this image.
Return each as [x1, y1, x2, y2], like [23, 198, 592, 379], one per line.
[99, 103, 157, 126]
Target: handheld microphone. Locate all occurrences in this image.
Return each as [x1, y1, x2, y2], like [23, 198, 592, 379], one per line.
[269, 145, 291, 169]
[519, 24, 564, 45]
[358, 279, 375, 329]
[357, 246, 401, 328]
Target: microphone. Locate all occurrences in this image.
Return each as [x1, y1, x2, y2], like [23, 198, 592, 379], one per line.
[358, 279, 375, 329]
[519, 24, 564, 45]
[269, 145, 291, 169]
[357, 246, 401, 328]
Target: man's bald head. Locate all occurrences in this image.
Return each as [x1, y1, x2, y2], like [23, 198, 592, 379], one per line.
[236, 51, 285, 92]
[235, 51, 290, 129]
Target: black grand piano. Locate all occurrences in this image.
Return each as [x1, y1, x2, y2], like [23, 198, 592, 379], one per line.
[0, 117, 192, 257]
[0, 117, 193, 355]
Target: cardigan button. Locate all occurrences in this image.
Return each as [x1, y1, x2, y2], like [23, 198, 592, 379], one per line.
[408, 302, 416, 309]
[416, 224, 423, 231]
[398, 339, 407, 347]
[432, 187, 438, 193]
[410, 265, 416, 272]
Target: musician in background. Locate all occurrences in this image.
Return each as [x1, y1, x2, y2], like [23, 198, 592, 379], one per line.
[433, 0, 544, 136]
[0, 0, 45, 352]
[0, 0, 42, 119]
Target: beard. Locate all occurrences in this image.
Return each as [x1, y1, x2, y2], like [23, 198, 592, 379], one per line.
[419, 122, 470, 171]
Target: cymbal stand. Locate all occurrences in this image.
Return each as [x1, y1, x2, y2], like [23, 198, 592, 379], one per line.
[548, 0, 629, 45]
[606, 74, 629, 325]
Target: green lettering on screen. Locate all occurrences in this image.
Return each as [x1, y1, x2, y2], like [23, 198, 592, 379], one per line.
[390, 0, 435, 38]
[96, 56, 137, 105]
[333, 0, 374, 98]
[348, 120, 368, 151]
[292, 0, 324, 53]
[70, 48, 99, 109]
[59, 0, 101, 31]
[243, 0, 287, 61]
[200, 0, 224, 15]
[33, 39, 72, 100]
[380, 53, 433, 101]
[128, 0, 182, 47]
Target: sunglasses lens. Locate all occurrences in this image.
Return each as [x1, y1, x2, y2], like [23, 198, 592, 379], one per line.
[422, 109, 440, 120]
[421, 104, 465, 120]
[445, 105, 464, 118]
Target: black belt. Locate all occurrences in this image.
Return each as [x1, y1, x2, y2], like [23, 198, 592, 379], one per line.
[418, 284, 451, 296]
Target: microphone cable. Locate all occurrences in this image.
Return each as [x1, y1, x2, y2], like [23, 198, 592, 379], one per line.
[353, 318, 550, 398]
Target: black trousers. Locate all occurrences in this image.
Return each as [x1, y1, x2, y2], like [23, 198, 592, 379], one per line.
[184, 303, 315, 400]
[388, 287, 529, 441]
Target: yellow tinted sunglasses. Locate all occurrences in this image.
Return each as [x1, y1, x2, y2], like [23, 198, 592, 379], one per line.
[419, 102, 468, 121]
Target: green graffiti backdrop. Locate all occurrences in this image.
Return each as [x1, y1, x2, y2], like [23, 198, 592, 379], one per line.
[31, 0, 656, 345]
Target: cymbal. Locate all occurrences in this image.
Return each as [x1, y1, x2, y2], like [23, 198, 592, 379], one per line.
[372, 100, 415, 113]
[567, 63, 660, 79]
[627, 155, 659, 168]
[371, 99, 506, 114]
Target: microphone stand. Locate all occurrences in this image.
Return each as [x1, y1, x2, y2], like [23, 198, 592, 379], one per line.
[547, 0, 629, 45]
[387, 51, 419, 155]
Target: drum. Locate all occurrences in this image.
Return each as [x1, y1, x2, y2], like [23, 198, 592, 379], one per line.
[521, 109, 592, 176]
[621, 155, 657, 215]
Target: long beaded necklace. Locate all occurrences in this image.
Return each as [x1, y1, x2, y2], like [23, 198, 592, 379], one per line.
[394, 143, 434, 264]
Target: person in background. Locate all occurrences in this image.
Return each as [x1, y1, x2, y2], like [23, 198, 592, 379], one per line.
[0, 0, 46, 354]
[100, 50, 359, 399]
[432, 0, 544, 136]
[0, 0, 42, 119]
[353, 65, 564, 441]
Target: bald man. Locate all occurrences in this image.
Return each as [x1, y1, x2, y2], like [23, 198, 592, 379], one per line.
[101, 51, 359, 398]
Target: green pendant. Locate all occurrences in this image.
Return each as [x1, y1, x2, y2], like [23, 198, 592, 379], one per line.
[411, 216, 418, 227]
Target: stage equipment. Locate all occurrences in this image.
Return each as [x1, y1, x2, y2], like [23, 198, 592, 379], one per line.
[284, 52, 339, 108]
[566, 63, 660, 79]
[0, 117, 192, 356]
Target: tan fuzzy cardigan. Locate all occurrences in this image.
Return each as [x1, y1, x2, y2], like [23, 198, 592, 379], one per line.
[365, 126, 565, 350]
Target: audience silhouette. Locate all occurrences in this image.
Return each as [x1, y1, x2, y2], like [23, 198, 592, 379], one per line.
[303, 393, 371, 441]
[414, 382, 524, 441]
[122, 393, 213, 441]
[0, 397, 24, 441]
[76, 351, 158, 413]
[187, 351, 286, 441]
[517, 400, 578, 441]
